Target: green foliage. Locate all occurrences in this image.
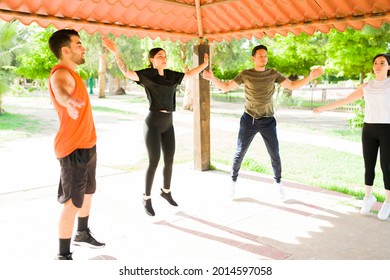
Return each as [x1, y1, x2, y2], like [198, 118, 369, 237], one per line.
[1, 19, 390, 96]
[211, 32, 328, 80]
[211, 38, 265, 79]
[14, 25, 95, 80]
[270, 32, 327, 77]
[325, 24, 390, 83]
[0, 20, 20, 97]
[14, 24, 57, 80]
[211, 67, 240, 80]
[348, 99, 365, 129]
[104, 35, 194, 77]
[105, 34, 147, 76]
[0, 20, 19, 66]
[78, 30, 102, 79]
[0, 20, 24, 113]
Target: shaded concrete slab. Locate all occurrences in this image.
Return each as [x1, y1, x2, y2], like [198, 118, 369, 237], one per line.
[1, 163, 389, 262]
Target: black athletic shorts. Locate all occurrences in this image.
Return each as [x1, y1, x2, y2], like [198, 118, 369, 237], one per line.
[57, 145, 97, 208]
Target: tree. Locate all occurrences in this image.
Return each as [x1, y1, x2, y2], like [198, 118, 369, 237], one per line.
[270, 32, 327, 77]
[326, 24, 390, 84]
[0, 20, 22, 114]
[103, 35, 194, 96]
[103, 34, 146, 96]
[211, 38, 259, 80]
[14, 24, 57, 82]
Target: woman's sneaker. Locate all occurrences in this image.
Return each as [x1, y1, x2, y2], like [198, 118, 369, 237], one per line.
[143, 198, 155, 216]
[160, 189, 178, 206]
[378, 202, 390, 220]
[360, 195, 377, 215]
[73, 228, 105, 248]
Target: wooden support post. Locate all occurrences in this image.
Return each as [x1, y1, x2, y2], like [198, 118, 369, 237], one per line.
[193, 44, 210, 171]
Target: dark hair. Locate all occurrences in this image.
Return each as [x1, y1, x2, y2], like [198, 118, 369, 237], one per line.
[251, 45, 268, 56]
[372, 53, 390, 77]
[148, 47, 165, 68]
[48, 29, 80, 59]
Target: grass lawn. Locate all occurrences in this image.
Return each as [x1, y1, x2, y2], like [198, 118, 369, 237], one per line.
[0, 112, 41, 141]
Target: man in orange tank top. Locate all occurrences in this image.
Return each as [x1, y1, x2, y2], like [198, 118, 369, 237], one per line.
[48, 29, 104, 260]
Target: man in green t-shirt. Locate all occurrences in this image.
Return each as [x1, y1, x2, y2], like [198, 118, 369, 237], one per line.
[203, 45, 323, 199]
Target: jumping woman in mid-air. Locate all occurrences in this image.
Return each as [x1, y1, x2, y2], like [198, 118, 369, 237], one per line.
[103, 38, 208, 216]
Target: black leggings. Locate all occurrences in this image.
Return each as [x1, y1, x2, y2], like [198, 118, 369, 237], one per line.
[144, 111, 175, 196]
[362, 123, 390, 190]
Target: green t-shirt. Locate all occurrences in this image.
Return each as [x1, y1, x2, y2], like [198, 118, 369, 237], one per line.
[234, 68, 286, 118]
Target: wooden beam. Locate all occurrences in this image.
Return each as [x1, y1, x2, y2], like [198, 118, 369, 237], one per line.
[152, 0, 194, 8]
[201, 0, 241, 9]
[193, 44, 210, 171]
[195, 0, 204, 39]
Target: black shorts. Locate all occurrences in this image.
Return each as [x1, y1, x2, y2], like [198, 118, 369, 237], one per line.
[57, 146, 97, 208]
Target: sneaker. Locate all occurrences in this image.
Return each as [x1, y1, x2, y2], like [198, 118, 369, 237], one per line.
[73, 228, 105, 248]
[160, 189, 178, 206]
[273, 181, 285, 200]
[55, 253, 73, 260]
[378, 202, 390, 220]
[143, 198, 155, 216]
[360, 195, 377, 215]
[230, 180, 236, 198]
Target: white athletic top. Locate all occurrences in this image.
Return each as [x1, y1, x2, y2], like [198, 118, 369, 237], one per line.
[363, 77, 390, 124]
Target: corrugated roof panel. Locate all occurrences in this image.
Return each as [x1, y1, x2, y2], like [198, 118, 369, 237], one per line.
[0, 0, 388, 42]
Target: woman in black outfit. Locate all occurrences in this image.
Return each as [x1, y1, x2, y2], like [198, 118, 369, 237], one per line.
[103, 38, 209, 216]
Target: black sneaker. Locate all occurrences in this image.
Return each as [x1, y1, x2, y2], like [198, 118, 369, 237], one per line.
[160, 189, 178, 206]
[73, 228, 105, 249]
[55, 253, 73, 260]
[143, 198, 155, 216]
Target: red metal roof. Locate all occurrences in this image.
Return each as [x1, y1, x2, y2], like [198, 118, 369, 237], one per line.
[0, 0, 389, 42]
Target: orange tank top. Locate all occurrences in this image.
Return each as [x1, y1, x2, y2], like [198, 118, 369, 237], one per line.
[48, 64, 96, 158]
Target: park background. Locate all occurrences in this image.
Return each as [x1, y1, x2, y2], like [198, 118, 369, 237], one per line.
[0, 20, 389, 202]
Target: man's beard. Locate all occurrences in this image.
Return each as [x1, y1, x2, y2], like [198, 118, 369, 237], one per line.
[76, 57, 85, 65]
[71, 53, 85, 65]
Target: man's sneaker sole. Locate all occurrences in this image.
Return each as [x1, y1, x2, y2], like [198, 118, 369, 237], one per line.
[72, 240, 105, 249]
[73, 228, 105, 249]
[55, 253, 73, 260]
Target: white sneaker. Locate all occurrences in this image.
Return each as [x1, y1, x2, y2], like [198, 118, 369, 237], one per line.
[230, 181, 236, 198]
[378, 202, 390, 220]
[360, 195, 377, 215]
[274, 182, 285, 200]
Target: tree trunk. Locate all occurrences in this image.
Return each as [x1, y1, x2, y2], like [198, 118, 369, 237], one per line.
[360, 71, 365, 85]
[114, 77, 126, 95]
[98, 47, 108, 98]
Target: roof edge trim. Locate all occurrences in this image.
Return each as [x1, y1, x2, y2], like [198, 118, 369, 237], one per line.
[0, 9, 198, 39]
[203, 11, 390, 39]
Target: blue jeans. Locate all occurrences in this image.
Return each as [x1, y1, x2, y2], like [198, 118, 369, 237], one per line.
[231, 112, 281, 183]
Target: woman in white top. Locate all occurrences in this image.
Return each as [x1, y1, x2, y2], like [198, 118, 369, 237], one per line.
[314, 53, 390, 221]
